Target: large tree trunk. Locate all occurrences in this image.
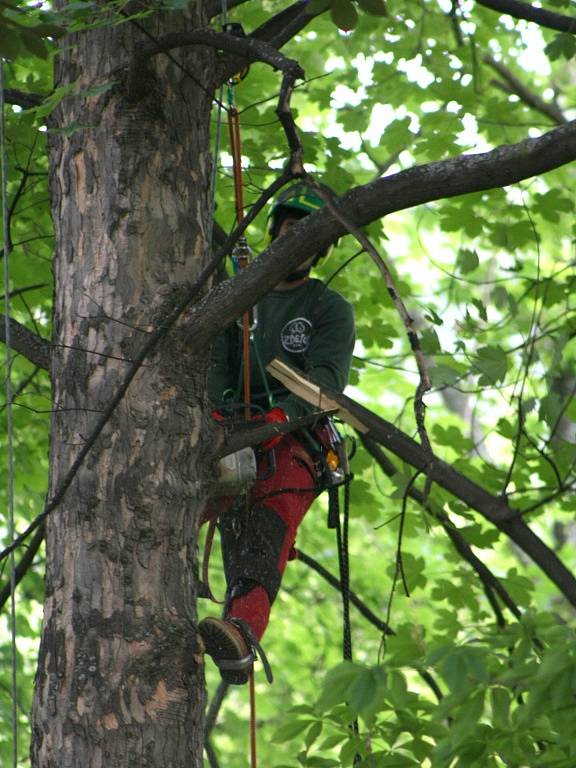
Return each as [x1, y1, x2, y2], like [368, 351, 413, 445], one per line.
[31, 6, 215, 766]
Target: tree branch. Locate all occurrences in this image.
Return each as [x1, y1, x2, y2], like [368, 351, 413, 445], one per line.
[3, 89, 44, 110]
[183, 120, 576, 359]
[360, 435, 522, 621]
[204, 679, 229, 768]
[265, 362, 576, 609]
[0, 313, 51, 371]
[305, 176, 433, 456]
[251, 2, 318, 47]
[477, 0, 576, 33]
[206, 0, 249, 19]
[484, 54, 567, 125]
[0, 526, 44, 612]
[296, 549, 444, 702]
[214, 410, 335, 459]
[126, 27, 304, 102]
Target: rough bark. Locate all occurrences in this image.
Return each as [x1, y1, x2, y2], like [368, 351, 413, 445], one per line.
[31, 5, 215, 767]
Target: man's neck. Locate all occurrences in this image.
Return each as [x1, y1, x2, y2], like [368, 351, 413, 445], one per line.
[274, 275, 310, 292]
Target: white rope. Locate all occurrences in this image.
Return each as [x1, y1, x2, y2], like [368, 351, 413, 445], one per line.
[0, 57, 19, 768]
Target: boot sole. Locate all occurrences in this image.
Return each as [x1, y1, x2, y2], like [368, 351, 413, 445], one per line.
[199, 617, 253, 685]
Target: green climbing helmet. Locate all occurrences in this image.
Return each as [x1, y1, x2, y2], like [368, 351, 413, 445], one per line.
[268, 181, 337, 265]
[268, 182, 325, 239]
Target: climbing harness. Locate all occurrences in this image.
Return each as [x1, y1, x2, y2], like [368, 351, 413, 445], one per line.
[1, 58, 19, 768]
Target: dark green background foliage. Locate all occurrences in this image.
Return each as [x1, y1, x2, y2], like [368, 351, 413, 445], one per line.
[1, 0, 576, 765]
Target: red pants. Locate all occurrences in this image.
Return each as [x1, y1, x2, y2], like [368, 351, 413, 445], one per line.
[202, 432, 318, 640]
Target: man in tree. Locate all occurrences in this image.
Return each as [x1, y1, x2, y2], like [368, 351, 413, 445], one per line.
[199, 183, 355, 684]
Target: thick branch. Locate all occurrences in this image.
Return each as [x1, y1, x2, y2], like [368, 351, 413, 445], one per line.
[3, 89, 44, 109]
[215, 410, 335, 459]
[484, 54, 567, 125]
[265, 362, 576, 609]
[216, 2, 321, 85]
[126, 28, 304, 101]
[477, 0, 576, 33]
[252, 2, 317, 46]
[184, 120, 576, 356]
[0, 313, 51, 371]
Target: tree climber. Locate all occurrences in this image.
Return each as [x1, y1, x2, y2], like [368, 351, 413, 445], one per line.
[199, 183, 355, 685]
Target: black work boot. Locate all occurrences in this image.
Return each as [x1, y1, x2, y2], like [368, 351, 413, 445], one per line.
[199, 617, 255, 685]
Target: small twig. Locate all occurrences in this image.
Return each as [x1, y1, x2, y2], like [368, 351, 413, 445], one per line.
[276, 67, 304, 175]
[204, 678, 229, 767]
[361, 434, 523, 622]
[0, 367, 41, 415]
[385, 472, 420, 630]
[304, 175, 433, 461]
[484, 54, 566, 126]
[297, 549, 444, 703]
[0, 526, 44, 612]
[516, 478, 576, 518]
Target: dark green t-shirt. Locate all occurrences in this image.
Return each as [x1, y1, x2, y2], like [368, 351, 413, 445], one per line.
[208, 278, 355, 420]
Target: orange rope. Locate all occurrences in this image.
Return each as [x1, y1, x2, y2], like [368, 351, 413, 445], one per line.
[230, 90, 259, 768]
[228, 105, 252, 421]
[249, 671, 257, 768]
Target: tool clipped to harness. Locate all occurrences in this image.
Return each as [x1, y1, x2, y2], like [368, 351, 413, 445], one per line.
[320, 418, 350, 489]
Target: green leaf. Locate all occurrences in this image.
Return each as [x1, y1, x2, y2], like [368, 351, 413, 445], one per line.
[79, 80, 117, 98]
[357, 0, 387, 16]
[471, 298, 487, 322]
[420, 327, 441, 354]
[348, 667, 381, 716]
[305, 720, 323, 749]
[21, 30, 49, 59]
[429, 363, 462, 387]
[274, 718, 315, 743]
[48, 121, 96, 137]
[316, 662, 364, 712]
[457, 248, 479, 274]
[331, 0, 358, 30]
[473, 345, 508, 385]
[373, 755, 420, 767]
[424, 307, 444, 326]
[0, 28, 22, 59]
[545, 32, 576, 61]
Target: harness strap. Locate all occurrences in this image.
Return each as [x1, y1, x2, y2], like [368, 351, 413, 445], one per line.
[229, 617, 274, 684]
[200, 517, 225, 604]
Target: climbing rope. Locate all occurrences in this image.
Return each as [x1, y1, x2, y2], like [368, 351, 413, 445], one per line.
[1, 57, 19, 768]
[226, 63, 261, 768]
[226, 76, 253, 422]
[210, 9, 261, 766]
[332, 479, 361, 765]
